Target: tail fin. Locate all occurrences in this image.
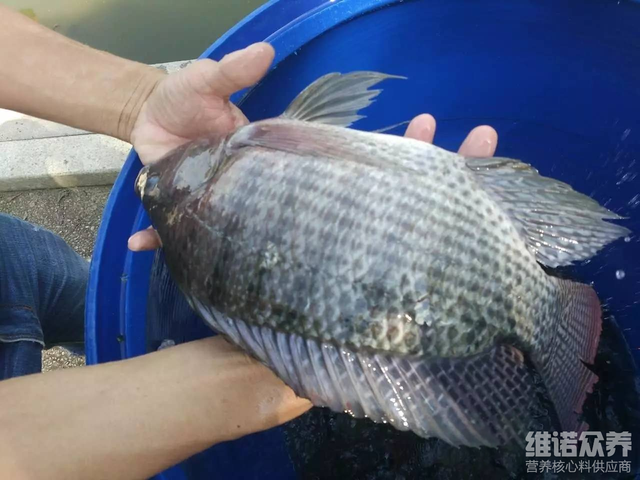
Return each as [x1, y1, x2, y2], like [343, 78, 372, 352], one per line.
[536, 279, 602, 433]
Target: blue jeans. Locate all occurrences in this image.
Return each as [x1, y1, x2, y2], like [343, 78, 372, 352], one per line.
[0, 213, 88, 380]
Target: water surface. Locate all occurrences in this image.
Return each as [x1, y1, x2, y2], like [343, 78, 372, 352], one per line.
[6, 0, 269, 63]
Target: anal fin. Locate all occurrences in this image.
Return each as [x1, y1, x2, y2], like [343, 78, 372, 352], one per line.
[191, 296, 538, 448]
[535, 279, 603, 434]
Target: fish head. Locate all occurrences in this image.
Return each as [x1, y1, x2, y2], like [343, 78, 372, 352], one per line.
[135, 136, 228, 218]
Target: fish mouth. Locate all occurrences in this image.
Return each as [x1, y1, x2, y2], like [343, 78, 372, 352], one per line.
[135, 167, 150, 201]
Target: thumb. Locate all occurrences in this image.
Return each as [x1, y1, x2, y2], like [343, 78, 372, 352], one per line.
[194, 42, 275, 99]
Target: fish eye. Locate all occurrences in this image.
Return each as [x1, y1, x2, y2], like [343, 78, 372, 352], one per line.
[136, 167, 161, 201]
[145, 175, 159, 191]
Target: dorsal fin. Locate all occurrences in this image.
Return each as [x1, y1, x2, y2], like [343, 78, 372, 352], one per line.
[280, 71, 406, 127]
[371, 119, 411, 134]
[466, 156, 631, 267]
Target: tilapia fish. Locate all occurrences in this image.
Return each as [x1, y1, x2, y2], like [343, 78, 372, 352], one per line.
[136, 71, 630, 448]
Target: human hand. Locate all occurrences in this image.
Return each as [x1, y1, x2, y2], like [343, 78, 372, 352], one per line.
[127, 43, 275, 251]
[187, 336, 314, 444]
[130, 43, 275, 165]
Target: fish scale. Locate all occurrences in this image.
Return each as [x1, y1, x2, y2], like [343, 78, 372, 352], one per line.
[232, 151, 524, 352]
[137, 71, 630, 447]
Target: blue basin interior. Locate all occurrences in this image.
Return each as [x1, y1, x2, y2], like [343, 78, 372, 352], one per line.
[87, 0, 640, 478]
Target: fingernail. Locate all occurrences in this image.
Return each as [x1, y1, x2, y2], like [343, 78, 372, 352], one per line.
[417, 120, 435, 140]
[220, 47, 247, 64]
[405, 114, 435, 142]
[462, 126, 496, 157]
[127, 235, 140, 251]
[221, 43, 272, 65]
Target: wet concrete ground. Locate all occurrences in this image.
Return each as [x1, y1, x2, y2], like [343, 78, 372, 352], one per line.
[0, 185, 111, 370]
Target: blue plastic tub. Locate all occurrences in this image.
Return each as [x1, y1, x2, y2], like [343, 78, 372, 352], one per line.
[87, 0, 640, 478]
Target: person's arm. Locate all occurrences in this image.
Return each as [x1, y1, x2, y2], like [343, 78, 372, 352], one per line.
[0, 336, 312, 480]
[0, 5, 165, 142]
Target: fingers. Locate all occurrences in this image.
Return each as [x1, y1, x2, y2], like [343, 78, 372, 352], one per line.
[404, 114, 436, 143]
[457, 125, 498, 157]
[196, 43, 275, 99]
[128, 227, 162, 251]
[405, 113, 498, 158]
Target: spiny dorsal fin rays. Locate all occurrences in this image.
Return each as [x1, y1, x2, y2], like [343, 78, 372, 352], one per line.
[280, 71, 406, 128]
[372, 120, 411, 134]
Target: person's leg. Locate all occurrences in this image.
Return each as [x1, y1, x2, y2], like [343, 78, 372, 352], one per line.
[0, 213, 89, 380]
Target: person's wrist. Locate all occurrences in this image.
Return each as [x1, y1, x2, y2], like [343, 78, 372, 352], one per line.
[185, 336, 312, 445]
[116, 65, 166, 143]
